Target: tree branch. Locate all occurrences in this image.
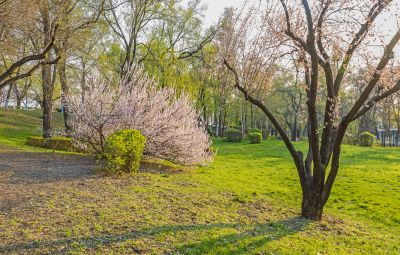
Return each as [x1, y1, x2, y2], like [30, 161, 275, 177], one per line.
[223, 58, 309, 189]
[352, 80, 400, 121]
[0, 25, 58, 89]
[333, 0, 391, 94]
[346, 30, 400, 121]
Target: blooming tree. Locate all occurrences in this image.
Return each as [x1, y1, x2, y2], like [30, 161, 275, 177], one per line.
[220, 0, 400, 220]
[68, 65, 213, 165]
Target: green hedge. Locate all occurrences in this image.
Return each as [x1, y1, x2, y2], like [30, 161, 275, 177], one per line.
[104, 129, 146, 173]
[359, 132, 375, 147]
[224, 129, 242, 142]
[26, 136, 75, 152]
[249, 132, 262, 144]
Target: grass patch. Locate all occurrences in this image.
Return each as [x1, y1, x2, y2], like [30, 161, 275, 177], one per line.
[0, 108, 64, 151]
[0, 109, 399, 254]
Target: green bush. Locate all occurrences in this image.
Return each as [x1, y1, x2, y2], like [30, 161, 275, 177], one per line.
[249, 132, 262, 144]
[26, 136, 75, 152]
[224, 129, 242, 142]
[248, 128, 261, 134]
[358, 132, 375, 147]
[104, 129, 146, 173]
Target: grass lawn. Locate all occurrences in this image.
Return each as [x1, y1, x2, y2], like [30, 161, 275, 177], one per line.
[0, 108, 399, 254]
[0, 108, 64, 151]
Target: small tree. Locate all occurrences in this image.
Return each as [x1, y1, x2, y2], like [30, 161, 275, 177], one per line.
[220, 1, 400, 220]
[68, 65, 213, 165]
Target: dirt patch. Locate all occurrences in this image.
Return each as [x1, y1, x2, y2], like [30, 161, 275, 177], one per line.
[0, 151, 98, 184]
[0, 149, 98, 214]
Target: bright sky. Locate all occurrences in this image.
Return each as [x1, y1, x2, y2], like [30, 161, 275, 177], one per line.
[198, 0, 400, 57]
[200, 0, 246, 26]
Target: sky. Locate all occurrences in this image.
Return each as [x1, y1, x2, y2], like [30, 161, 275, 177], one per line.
[197, 0, 400, 57]
[200, 0, 246, 26]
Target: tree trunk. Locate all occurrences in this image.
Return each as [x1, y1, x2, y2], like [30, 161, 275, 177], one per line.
[57, 42, 73, 136]
[41, 6, 53, 138]
[5, 84, 12, 107]
[301, 194, 324, 220]
[16, 97, 22, 109]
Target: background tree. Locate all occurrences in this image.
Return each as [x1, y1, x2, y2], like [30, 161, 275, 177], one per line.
[0, 0, 57, 91]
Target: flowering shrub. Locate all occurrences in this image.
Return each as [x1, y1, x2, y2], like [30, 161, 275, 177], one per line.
[68, 65, 213, 165]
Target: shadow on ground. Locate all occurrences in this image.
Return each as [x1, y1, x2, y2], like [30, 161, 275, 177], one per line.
[0, 152, 98, 184]
[0, 217, 309, 254]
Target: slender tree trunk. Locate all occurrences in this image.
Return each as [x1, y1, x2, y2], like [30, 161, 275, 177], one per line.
[80, 56, 86, 102]
[16, 97, 21, 109]
[291, 112, 298, 141]
[242, 99, 247, 133]
[222, 109, 227, 136]
[5, 84, 12, 107]
[218, 113, 223, 137]
[57, 42, 73, 136]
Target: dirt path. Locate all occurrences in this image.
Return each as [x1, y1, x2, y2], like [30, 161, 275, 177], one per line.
[0, 146, 97, 214]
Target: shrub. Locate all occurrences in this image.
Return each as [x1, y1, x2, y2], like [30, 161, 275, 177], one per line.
[249, 132, 262, 144]
[68, 65, 213, 165]
[248, 128, 261, 134]
[224, 129, 242, 142]
[26, 136, 75, 152]
[358, 132, 375, 147]
[104, 129, 146, 173]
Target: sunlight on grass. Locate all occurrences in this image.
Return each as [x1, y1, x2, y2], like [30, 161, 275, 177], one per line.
[0, 109, 399, 254]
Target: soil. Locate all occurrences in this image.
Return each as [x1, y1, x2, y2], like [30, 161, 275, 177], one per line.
[0, 146, 98, 214]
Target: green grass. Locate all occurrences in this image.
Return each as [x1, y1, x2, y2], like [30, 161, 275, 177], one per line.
[0, 109, 399, 254]
[0, 108, 64, 151]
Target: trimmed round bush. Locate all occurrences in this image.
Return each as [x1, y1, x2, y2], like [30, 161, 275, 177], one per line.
[224, 129, 242, 142]
[358, 132, 375, 147]
[104, 129, 146, 173]
[249, 132, 262, 144]
[248, 128, 261, 134]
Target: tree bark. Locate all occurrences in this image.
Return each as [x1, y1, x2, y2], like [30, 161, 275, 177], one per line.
[56, 42, 73, 136]
[41, 5, 53, 138]
[301, 192, 324, 220]
[16, 97, 21, 109]
[5, 83, 12, 107]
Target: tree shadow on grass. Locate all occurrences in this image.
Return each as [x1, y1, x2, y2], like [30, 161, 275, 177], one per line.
[175, 217, 309, 255]
[0, 152, 98, 184]
[0, 217, 309, 254]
